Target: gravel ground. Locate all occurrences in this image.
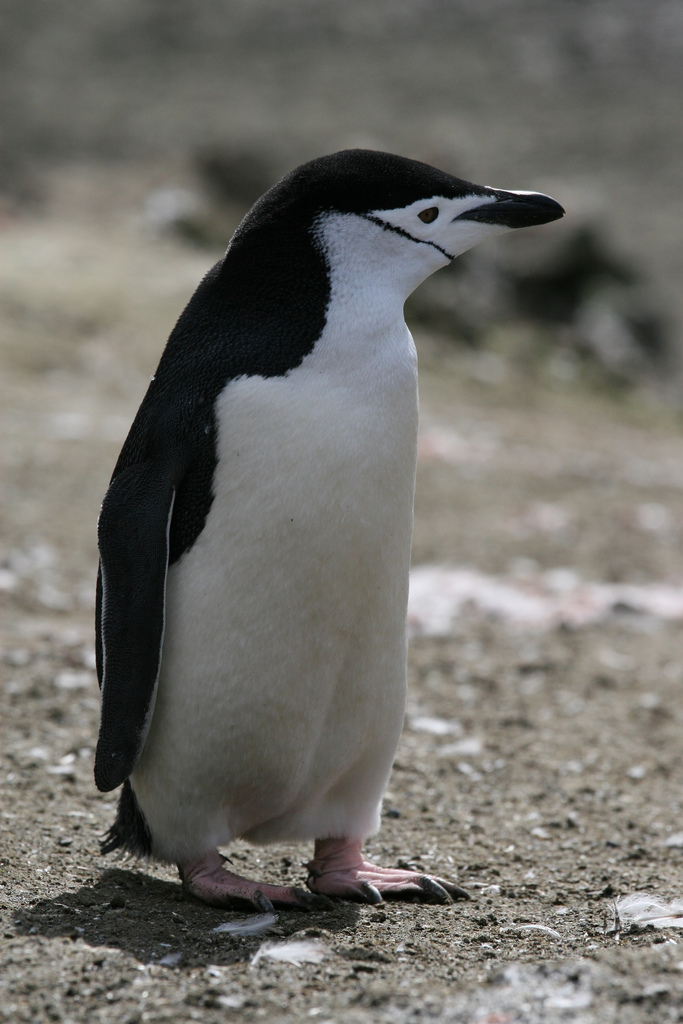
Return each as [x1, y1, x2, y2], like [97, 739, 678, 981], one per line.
[3, 169, 683, 1022]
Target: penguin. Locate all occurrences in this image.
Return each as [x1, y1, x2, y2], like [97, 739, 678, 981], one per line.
[95, 150, 564, 910]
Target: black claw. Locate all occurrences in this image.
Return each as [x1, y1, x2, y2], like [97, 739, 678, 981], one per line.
[292, 887, 334, 910]
[305, 864, 321, 883]
[419, 877, 453, 904]
[438, 879, 470, 901]
[360, 882, 383, 905]
[253, 890, 275, 914]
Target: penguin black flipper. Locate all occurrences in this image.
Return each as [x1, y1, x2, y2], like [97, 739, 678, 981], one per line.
[95, 454, 185, 793]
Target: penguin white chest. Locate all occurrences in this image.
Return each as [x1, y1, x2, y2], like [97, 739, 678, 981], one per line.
[133, 308, 419, 859]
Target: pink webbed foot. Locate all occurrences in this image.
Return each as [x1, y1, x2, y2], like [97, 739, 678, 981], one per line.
[306, 838, 470, 905]
[178, 849, 329, 912]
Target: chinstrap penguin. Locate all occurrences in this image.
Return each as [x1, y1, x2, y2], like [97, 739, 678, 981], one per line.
[95, 149, 564, 910]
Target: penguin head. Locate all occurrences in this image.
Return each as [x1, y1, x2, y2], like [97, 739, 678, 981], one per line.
[237, 149, 564, 299]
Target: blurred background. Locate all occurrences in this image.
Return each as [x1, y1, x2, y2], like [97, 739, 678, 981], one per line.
[1, 0, 683, 608]
[1, 0, 683, 586]
[3, 6, 683, 1013]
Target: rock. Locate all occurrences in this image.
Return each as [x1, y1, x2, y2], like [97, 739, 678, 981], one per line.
[193, 146, 279, 208]
[405, 222, 673, 387]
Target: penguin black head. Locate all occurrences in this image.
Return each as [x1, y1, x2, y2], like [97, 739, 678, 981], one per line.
[237, 149, 564, 266]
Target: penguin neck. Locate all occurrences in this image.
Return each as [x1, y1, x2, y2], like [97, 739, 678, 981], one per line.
[315, 212, 449, 331]
[303, 212, 431, 389]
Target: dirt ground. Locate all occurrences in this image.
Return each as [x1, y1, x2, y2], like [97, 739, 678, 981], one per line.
[2, 164, 683, 1024]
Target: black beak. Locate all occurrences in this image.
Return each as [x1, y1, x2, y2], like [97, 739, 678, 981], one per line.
[457, 190, 565, 229]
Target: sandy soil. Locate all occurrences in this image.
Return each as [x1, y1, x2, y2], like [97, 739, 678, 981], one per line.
[2, 167, 683, 1023]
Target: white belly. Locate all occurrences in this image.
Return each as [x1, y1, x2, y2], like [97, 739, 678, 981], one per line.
[131, 323, 419, 863]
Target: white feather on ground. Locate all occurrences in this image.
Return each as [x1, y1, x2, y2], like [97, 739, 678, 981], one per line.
[500, 923, 562, 940]
[615, 892, 683, 928]
[251, 938, 328, 966]
[516, 924, 562, 940]
[212, 912, 278, 936]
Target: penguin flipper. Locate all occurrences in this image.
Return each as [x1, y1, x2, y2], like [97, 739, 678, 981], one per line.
[95, 459, 178, 793]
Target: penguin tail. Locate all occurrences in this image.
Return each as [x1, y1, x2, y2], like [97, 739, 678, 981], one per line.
[101, 779, 153, 858]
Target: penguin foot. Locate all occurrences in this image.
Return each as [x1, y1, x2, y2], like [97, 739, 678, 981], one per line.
[306, 838, 469, 905]
[178, 849, 325, 911]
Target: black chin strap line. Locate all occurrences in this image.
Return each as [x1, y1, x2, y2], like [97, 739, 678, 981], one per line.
[361, 213, 455, 261]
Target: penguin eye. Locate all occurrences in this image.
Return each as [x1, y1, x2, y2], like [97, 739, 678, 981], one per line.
[418, 207, 439, 224]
